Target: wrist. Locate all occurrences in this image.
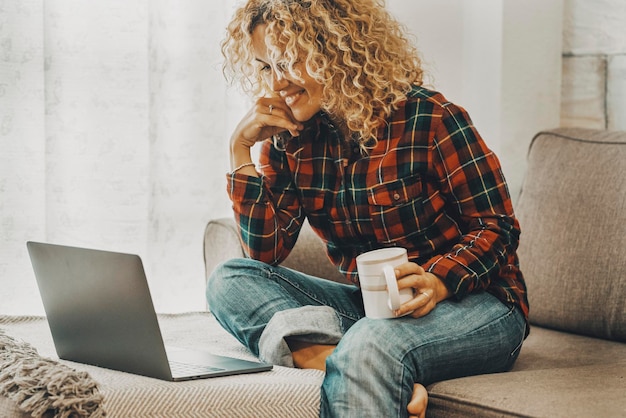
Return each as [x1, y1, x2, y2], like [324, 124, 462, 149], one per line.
[230, 161, 256, 175]
[230, 141, 253, 170]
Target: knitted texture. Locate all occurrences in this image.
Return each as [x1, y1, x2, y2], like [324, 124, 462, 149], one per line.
[0, 329, 105, 417]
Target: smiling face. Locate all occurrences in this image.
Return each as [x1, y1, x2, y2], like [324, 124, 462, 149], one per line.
[251, 24, 324, 123]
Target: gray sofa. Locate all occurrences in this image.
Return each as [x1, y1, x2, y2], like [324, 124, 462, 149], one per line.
[1, 128, 624, 417]
[203, 127, 626, 417]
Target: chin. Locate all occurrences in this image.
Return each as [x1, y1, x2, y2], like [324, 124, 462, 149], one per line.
[292, 108, 320, 123]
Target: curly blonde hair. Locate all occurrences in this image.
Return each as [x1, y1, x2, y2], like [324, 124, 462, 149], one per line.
[222, 0, 424, 145]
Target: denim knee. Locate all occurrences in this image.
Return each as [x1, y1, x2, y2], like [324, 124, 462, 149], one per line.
[206, 258, 262, 313]
[206, 259, 231, 311]
[326, 318, 412, 377]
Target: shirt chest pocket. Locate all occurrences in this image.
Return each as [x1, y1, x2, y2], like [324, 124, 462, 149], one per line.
[366, 174, 426, 244]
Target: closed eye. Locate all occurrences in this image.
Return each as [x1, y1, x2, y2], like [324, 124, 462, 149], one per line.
[255, 58, 271, 73]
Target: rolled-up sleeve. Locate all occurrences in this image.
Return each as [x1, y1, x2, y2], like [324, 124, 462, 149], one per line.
[226, 140, 304, 265]
[421, 102, 521, 300]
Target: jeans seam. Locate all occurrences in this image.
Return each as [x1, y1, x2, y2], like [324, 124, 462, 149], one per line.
[397, 364, 411, 418]
[508, 310, 526, 359]
[267, 268, 362, 323]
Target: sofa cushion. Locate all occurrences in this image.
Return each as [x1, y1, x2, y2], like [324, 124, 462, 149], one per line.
[427, 361, 626, 418]
[425, 324, 626, 417]
[516, 128, 626, 341]
[510, 325, 626, 371]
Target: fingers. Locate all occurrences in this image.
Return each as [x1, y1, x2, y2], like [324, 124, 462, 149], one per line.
[230, 99, 303, 150]
[257, 99, 303, 137]
[394, 287, 434, 318]
[406, 291, 435, 318]
[392, 263, 438, 318]
[393, 262, 427, 293]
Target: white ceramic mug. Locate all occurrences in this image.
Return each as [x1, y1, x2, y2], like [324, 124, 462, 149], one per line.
[356, 247, 414, 319]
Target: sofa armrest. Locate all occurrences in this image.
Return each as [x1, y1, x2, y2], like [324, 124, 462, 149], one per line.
[203, 218, 246, 284]
[203, 217, 349, 285]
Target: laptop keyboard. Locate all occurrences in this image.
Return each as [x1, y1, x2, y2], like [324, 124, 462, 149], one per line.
[169, 361, 225, 375]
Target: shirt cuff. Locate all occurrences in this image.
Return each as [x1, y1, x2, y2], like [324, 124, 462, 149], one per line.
[423, 254, 475, 299]
[226, 172, 266, 204]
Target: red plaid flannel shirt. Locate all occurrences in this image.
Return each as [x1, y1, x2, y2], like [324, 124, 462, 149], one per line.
[227, 87, 529, 320]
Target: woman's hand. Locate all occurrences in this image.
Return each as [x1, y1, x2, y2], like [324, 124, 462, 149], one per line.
[392, 262, 451, 318]
[229, 98, 304, 174]
[230, 98, 303, 153]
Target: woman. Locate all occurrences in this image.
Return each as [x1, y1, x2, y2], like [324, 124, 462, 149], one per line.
[208, 0, 529, 417]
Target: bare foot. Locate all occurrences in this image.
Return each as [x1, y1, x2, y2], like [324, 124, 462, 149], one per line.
[407, 383, 428, 418]
[286, 340, 336, 371]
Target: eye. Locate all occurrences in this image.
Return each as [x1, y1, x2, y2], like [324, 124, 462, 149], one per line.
[259, 64, 271, 72]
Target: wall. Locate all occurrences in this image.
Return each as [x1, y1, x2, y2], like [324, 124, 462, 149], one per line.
[561, 0, 626, 130]
[387, 0, 564, 203]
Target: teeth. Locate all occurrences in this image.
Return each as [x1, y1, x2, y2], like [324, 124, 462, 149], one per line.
[284, 90, 304, 107]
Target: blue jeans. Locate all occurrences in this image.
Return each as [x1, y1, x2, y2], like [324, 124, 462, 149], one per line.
[207, 258, 526, 418]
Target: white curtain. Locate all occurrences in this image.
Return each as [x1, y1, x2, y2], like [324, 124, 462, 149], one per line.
[1, 0, 247, 314]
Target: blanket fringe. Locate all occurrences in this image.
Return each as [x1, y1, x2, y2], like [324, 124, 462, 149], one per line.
[0, 329, 105, 417]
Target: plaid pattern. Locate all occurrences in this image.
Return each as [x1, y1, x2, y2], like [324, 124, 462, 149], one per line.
[227, 87, 528, 319]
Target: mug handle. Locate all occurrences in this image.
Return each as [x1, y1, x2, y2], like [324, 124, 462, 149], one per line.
[383, 265, 402, 310]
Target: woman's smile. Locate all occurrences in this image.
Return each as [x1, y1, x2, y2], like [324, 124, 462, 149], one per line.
[281, 88, 306, 107]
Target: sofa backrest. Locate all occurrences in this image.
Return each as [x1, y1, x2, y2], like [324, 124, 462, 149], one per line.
[203, 217, 348, 286]
[516, 128, 626, 342]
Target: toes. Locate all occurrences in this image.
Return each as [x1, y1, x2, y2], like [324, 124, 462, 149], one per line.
[407, 383, 428, 418]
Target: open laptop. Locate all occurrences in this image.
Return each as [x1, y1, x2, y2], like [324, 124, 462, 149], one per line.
[26, 241, 272, 381]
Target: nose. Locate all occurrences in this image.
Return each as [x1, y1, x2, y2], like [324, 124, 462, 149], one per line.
[269, 69, 289, 92]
